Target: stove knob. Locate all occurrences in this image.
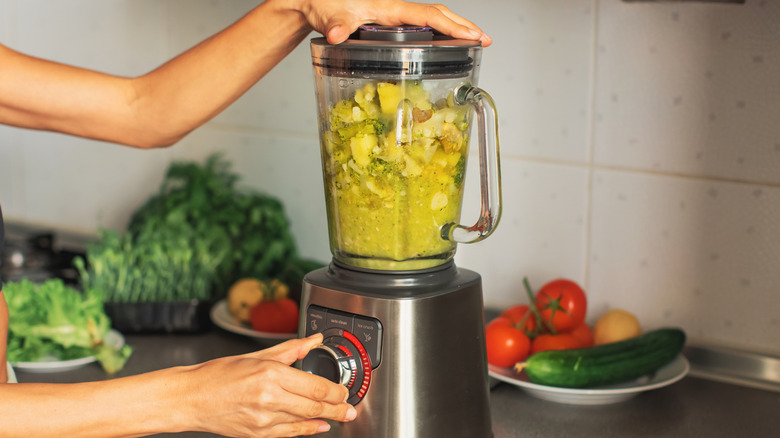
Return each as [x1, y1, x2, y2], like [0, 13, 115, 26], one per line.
[301, 342, 356, 387]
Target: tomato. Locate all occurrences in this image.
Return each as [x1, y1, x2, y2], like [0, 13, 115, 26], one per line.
[500, 304, 536, 334]
[530, 332, 581, 355]
[250, 298, 300, 333]
[534, 279, 587, 332]
[485, 317, 531, 368]
[569, 322, 594, 348]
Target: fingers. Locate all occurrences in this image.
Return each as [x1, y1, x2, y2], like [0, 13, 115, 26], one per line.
[281, 365, 350, 406]
[254, 333, 324, 364]
[267, 419, 332, 438]
[313, 0, 491, 46]
[273, 364, 355, 422]
[386, 3, 491, 47]
[327, 25, 351, 45]
[429, 4, 492, 47]
[254, 368, 354, 428]
[277, 391, 356, 423]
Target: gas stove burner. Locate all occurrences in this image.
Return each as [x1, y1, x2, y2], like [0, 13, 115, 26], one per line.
[1, 231, 85, 286]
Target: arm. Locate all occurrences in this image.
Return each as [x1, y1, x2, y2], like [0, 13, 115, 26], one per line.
[0, 334, 354, 438]
[0, 0, 490, 149]
[0, 293, 7, 384]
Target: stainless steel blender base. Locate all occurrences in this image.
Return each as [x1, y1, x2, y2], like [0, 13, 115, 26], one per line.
[298, 262, 493, 438]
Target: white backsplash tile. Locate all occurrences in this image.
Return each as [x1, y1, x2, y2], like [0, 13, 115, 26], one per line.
[589, 169, 780, 351]
[447, 0, 595, 162]
[0, 1, 15, 44]
[595, 0, 780, 184]
[15, 132, 173, 232]
[10, 0, 168, 77]
[0, 127, 25, 215]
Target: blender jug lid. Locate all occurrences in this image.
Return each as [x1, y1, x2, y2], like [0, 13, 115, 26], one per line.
[311, 25, 481, 78]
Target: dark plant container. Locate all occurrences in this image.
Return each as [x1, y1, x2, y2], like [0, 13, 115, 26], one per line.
[104, 300, 214, 334]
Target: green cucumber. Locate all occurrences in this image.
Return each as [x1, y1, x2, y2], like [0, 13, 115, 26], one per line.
[521, 328, 686, 388]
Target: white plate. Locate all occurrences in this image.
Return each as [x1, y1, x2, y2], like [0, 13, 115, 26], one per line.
[489, 354, 690, 405]
[11, 329, 125, 374]
[210, 299, 297, 341]
[6, 362, 17, 383]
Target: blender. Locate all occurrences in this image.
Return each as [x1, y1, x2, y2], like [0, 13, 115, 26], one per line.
[299, 25, 501, 438]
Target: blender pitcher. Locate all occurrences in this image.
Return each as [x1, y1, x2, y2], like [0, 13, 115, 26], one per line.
[311, 25, 501, 270]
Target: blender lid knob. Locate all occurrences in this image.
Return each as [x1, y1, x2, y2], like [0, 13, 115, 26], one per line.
[357, 24, 435, 42]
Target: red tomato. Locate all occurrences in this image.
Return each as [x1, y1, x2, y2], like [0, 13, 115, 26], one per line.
[569, 322, 593, 348]
[500, 304, 536, 334]
[534, 279, 587, 332]
[530, 333, 581, 355]
[485, 317, 531, 368]
[250, 298, 300, 333]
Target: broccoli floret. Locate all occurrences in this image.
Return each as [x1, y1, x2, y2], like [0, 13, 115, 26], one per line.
[337, 119, 387, 143]
[330, 100, 357, 128]
[367, 158, 398, 176]
[369, 118, 388, 136]
[453, 155, 466, 187]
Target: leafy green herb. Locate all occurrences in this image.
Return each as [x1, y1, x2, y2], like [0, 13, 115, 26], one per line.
[77, 153, 322, 303]
[75, 223, 228, 302]
[4, 279, 132, 374]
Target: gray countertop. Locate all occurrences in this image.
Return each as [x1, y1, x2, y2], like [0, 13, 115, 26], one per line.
[15, 328, 780, 438]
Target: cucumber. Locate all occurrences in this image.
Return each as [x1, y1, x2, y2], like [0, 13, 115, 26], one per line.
[520, 328, 686, 388]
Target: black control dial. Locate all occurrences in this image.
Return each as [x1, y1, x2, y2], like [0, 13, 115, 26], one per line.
[301, 341, 357, 387]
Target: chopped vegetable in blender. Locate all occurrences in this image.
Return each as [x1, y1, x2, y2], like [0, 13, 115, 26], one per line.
[321, 80, 471, 268]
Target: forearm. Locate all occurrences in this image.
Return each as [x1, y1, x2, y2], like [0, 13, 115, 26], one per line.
[130, 0, 312, 147]
[0, 292, 7, 383]
[0, 366, 199, 438]
[0, 0, 311, 148]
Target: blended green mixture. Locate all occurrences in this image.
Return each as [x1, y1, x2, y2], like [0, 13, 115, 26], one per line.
[320, 80, 471, 270]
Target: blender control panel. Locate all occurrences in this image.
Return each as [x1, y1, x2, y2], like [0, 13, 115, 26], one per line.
[301, 305, 383, 405]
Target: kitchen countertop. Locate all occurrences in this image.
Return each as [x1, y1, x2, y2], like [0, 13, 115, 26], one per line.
[14, 327, 780, 438]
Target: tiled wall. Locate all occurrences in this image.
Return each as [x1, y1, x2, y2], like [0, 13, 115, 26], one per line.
[1, 0, 778, 354]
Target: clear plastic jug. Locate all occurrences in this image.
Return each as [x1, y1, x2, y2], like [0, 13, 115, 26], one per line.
[311, 26, 501, 270]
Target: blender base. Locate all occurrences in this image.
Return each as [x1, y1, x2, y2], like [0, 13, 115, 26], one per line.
[298, 262, 493, 438]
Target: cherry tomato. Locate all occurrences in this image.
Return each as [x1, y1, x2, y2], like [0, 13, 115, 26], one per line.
[530, 332, 581, 355]
[534, 279, 587, 332]
[485, 317, 531, 368]
[569, 322, 594, 348]
[250, 298, 300, 333]
[500, 304, 536, 334]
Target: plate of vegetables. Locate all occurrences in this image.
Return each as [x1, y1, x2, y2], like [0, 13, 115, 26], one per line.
[12, 330, 126, 373]
[5, 279, 132, 374]
[486, 278, 689, 404]
[490, 353, 689, 405]
[210, 278, 299, 342]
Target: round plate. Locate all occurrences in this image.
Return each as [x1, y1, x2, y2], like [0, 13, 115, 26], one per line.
[11, 329, 125, 374]
[210, 299, 297, 341]
[489, 354, 689, 405]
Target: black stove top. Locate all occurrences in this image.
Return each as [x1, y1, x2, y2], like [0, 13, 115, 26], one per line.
[1, 229, 86, 286]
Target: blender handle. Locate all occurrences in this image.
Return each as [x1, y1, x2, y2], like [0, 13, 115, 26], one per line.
[442, 85, 502, 244]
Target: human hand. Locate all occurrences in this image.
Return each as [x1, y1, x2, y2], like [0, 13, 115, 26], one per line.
[293, 0, 492, 46]
[187, 334, 355, 438]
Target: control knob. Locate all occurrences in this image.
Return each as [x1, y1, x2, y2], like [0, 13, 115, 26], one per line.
[301, 341, 357, 387]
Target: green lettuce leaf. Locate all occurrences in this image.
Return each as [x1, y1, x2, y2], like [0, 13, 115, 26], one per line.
[4, 279, 131, 373]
